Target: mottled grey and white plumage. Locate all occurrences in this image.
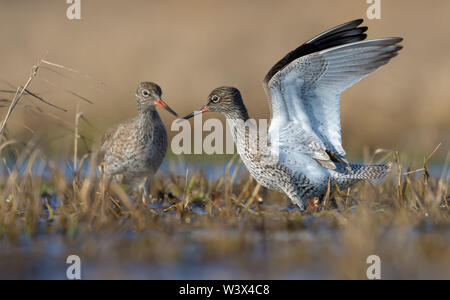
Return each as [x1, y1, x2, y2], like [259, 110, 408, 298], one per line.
[182, 20, 402, 210]
[98, 82, 177, 198]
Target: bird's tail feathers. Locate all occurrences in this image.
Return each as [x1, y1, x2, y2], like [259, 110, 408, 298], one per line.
[346, 163, 391, 180]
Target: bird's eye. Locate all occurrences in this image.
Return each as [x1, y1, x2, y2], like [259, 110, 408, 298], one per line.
[211, 95, 220, 103]
[142, 89, 150, 97]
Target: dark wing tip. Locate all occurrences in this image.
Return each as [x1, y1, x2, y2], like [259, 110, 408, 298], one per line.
[338, 19, 364, 29]
[264, 19, 368, 84]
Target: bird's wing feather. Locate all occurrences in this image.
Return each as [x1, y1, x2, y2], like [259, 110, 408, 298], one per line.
[97, 123, 120, 164]
[266, 37, 403, 159]
[264, 19, 367, 85]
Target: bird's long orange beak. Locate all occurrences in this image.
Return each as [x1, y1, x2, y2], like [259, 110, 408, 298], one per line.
[155, 99, 178, 116]
[179, 105, 209, 121]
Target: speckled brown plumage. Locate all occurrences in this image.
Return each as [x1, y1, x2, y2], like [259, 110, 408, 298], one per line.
[181, 20, 401, 210]
[98, 82, 177, 194]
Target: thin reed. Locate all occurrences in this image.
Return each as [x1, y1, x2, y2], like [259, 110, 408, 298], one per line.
[0, 137, 448, 279]
[0, 59, 448, 279]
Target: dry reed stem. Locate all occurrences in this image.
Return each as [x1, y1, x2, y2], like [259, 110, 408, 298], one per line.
[0, 65, 39, 137]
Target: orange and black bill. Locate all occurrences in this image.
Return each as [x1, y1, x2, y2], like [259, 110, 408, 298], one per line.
[155, 99, 178, 116]
[180, 105, 209, 121]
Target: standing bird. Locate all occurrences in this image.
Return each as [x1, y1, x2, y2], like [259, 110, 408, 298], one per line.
[98, 82, 178, 202]
[181, 19, 402, 210]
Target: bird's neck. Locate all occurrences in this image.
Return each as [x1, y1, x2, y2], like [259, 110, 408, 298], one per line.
[224, 101, 275, 165]
[224, 104, 250, 122]
[225, 103, 260, 155]
[137, 101, 157, 114]
[138, 107, 161, 126]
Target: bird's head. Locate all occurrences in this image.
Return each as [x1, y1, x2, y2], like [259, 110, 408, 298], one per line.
[181, 86, 248, 120]
[135, 82, 177, 116]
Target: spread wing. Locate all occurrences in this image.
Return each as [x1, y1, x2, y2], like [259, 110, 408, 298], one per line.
[264, 20, 403, 163]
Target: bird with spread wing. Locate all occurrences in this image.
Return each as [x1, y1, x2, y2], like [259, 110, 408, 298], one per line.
[181, 19, 403, 210]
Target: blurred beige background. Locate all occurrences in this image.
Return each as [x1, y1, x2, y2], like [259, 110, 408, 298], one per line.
[0, 0, 449, 160]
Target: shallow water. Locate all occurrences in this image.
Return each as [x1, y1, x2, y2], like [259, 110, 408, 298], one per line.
[1, 156, 448, 182]
[1, 222, 449, 280]
[0, 157, 448, 279]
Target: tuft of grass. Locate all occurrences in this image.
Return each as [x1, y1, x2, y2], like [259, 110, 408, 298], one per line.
[0, 62, 448, 279]
[0, 137, 448, 279]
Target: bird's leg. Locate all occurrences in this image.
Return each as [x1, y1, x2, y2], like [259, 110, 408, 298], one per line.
[139, 178, 150, 206]
[281, 187, 307, 211]
[100, 165, 110, 195]
[138, 185, 146, 206]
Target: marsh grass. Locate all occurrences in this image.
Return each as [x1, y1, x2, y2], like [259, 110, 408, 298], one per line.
[0, 135, 448, 279]
[0, 62, 448, 279]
